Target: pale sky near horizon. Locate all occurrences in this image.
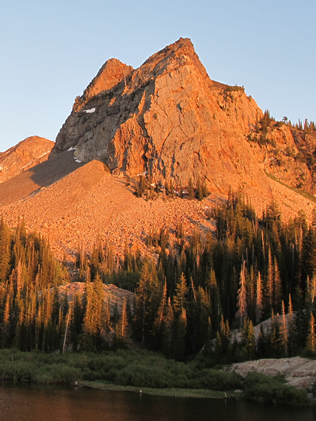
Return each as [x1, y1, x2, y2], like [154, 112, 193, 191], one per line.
[0, 0, 315, 152]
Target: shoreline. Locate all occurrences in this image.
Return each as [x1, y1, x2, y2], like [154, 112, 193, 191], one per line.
[79, 381, 239, 400]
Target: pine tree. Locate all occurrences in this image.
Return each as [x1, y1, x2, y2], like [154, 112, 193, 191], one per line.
[310, 275, 316, 304]
[236, 262, 247, 325]
[208, 269, 222, 331]
[288, 293, 293, 315]
[116, 297, 128, 348]
[267, 310, 281, 357]
[161, 298, 174, 356]
[257, 324, 266, 357]
[246, 319, 256, 359]
[264, 248, 274, 313]
[279, 301, 288, 356]
[195, 286, 211, 351]
[302, 227, 316, 280]
[133, 259, 160, 344]
[82, 272, 107, 349]
[152, 281, 167, 348]
[305, 312, 316, 355]
[240, 318, 255, 359]
[215, 330, 223, 360]
[255, 271, 263, 323]
[2, 295, 11, 347]
[62, 303, 73, 353]
[219, 315, 230, 354]
[0, 218, 12, 284]
[172, 273, 188, 316]
[172, 307, 187, 360]
[273, 257, 282, 312]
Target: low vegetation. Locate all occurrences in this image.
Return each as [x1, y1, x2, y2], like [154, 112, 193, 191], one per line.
[246, 110, 278, 146]
[130, 174, 209, 201]
[265, 172, 316, 204]
[0, 349, 312, 406]
[243, 372, 309, 406]
[0, 348, 241, 390]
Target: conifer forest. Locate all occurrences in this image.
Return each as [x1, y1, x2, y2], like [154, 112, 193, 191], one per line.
[0, 192, 316, 363]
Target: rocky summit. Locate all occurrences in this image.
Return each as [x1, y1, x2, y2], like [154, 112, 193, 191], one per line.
[0, 136, 54, 184]
[52, 38, 316, 200]
[52, 38, 270, 197]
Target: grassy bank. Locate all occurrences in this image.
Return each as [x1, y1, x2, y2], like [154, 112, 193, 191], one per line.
[80, 381, 230, 399]
[0, 349, 311, 405]
[0, 348, 241, 390]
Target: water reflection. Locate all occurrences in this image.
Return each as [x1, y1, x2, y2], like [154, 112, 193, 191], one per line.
[0, 385, 315, 421]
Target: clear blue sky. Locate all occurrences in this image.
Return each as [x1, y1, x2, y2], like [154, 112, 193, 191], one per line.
[0, 0, 315, 152]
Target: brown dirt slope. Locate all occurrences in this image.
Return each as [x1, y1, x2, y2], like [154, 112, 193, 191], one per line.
[0, 159, 217, 260]
[0, 149, 84, 206]
[0, 157, 314, 263]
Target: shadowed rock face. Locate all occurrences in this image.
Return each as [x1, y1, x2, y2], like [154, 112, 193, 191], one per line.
[0, 136, 54, 184]
[51, 37, 314, 197]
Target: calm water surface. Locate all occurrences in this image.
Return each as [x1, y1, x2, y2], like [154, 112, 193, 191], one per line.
[0, 384, 315, 421]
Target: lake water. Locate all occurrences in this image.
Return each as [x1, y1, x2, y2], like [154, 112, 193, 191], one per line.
[0, 384, 315, 421]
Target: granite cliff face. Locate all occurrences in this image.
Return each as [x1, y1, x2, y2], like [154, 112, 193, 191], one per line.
[0, 136, 54, 184]
[51, 37, 315, 197]
[52, 38, 272, 197]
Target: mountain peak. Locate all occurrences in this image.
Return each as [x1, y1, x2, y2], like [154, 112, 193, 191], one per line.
[0, 136, 54, 184]
[73, 58, 133, 112]
[53, 38, 266, 197]
[141, 38, 215, 85]
[51, 39, 315, 202]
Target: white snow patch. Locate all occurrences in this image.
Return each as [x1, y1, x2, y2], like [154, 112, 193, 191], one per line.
[136, 171, 147, 177]
[68, 147, 77, 152]
[74, 158, 82, 163]
[84, 108, 96, 114]
[37, 151, 50, 159]
[21, 161, 33, 170]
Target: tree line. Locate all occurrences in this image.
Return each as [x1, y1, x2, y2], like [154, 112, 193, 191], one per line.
[0, 192, 316, 361]
[74, 191, 316, 360]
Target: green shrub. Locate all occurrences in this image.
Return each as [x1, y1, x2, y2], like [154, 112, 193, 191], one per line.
[195, 369, 241, 391]
[312, 380, 316, 395]
[34, 363, 81, 384]
[243, 372, 309, 405]
[114, 363, 173, 388]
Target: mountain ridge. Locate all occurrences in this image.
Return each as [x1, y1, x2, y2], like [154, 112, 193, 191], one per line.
[0, 38, 315, 261]
[51, 37, 316, 199]
[0, 136, 54, 184]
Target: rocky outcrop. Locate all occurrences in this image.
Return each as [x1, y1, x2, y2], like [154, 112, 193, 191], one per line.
[58, 282, 134, 317]
[73, 58, 133, 112]
[52, 38, 274, 199]
[228, 357, 316, 391]
[44, 38, 316, 198]
[0, 136, 54, 184]
[246, 121, 316, 193]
